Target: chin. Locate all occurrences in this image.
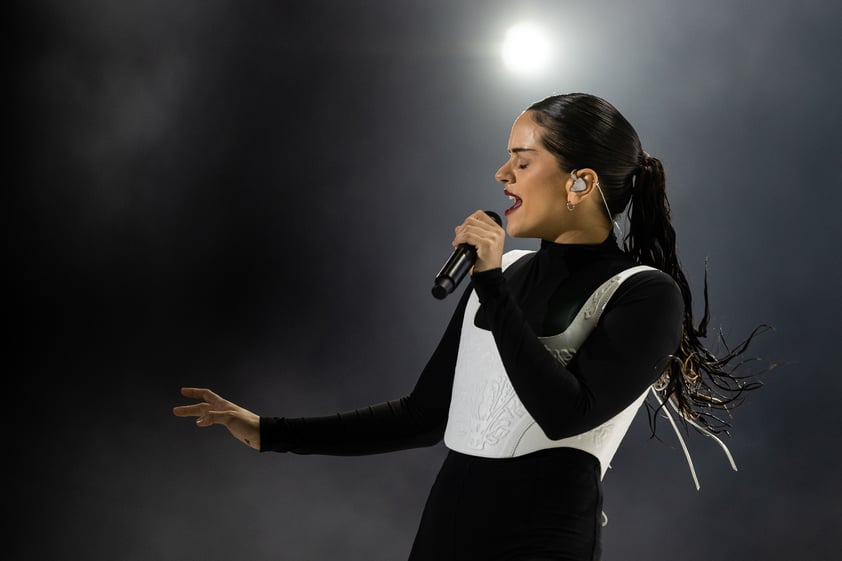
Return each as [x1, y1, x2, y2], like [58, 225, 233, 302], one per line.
[506, 224, 529, 239]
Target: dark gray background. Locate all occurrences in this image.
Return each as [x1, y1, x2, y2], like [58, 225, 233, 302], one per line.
[13, 0, 842, 559]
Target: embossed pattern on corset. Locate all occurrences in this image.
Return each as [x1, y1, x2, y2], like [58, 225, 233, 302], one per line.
[462, 375, 527, 450]
[582, 275, 621, 319]
[574, 420, 614, 445]
[545, 346, 574, 365]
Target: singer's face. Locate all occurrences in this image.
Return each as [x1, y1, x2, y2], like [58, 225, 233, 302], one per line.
[495, 112, 568, 241]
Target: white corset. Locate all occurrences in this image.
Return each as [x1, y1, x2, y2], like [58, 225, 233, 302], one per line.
[443, 249, 656, 479]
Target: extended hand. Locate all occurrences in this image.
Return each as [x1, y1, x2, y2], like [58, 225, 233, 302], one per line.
[452, 209, 506, 273]
[173, 387, 261, 450]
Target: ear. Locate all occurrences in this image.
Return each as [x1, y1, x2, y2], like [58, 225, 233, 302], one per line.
[566, 167, 601, 205]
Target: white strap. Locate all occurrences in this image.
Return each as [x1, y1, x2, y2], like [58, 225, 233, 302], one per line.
[648, 387, 738, 491]
[668, 399, 739, 472]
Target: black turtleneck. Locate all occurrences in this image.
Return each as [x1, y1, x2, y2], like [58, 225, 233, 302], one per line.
[260, 235, 684, 455]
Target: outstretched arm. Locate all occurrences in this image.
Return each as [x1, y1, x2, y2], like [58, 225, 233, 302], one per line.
[174, 285, 472, 456]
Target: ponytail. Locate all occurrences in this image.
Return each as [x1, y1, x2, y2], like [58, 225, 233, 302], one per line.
[626, 155, 676, 271]
[627, 154, 767, 433]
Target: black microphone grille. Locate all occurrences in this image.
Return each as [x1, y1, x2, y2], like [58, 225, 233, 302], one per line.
[484, 210, 502, 226]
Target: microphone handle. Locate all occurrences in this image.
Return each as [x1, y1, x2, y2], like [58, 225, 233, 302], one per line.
[432, 244, 476, 299]
[431, 210, 501, 300]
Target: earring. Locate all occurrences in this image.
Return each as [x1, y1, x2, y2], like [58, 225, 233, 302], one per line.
[566, 201, 576, 211]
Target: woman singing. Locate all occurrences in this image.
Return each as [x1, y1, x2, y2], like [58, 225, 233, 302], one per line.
[174, 93, 761, 560]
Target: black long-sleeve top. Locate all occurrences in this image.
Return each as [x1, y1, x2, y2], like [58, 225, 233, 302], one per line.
[260, 234, 684, 455]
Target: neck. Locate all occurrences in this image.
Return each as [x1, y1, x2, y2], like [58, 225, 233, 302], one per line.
[550, 224, 612, 245]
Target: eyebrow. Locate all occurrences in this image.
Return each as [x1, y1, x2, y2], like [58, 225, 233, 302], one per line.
[508, 147, 538, 154]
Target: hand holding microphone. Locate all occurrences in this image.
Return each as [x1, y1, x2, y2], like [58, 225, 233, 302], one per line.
[432, 210, 503, 300]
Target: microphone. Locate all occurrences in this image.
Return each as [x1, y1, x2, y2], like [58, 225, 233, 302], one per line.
[432, 210, 502, 300]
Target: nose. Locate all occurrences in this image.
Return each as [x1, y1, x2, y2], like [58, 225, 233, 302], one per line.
[495, 160, 513, 184]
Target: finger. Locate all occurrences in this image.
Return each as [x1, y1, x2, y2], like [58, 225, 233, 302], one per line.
[196, 410, 233, 427]
[464, 210, 504, 229]
[471, 209, 500, 225]
[180, 387, 211, 398]
[454, 223, 496, 245]
[452, 225, 476, 248]
[173, 403, 208, 417]
[464, 216, 502, 236]
[180, 387, 224, 404]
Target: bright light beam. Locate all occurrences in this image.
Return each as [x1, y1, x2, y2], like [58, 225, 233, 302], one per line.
[501, 22, 552, 75]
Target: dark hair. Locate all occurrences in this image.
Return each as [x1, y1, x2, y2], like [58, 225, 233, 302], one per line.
[528, 93, 767, 434]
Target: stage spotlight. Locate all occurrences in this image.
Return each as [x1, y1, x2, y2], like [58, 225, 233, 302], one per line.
[501, 22, 552, 75]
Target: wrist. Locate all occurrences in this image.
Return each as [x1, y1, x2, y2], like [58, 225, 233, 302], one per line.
[471, 268, 506, 302]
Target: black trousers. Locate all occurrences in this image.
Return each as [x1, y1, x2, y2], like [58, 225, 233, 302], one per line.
[408, 447, 603, 561]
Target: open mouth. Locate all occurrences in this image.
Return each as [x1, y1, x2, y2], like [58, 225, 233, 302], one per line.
[504, 190, 522, 216]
